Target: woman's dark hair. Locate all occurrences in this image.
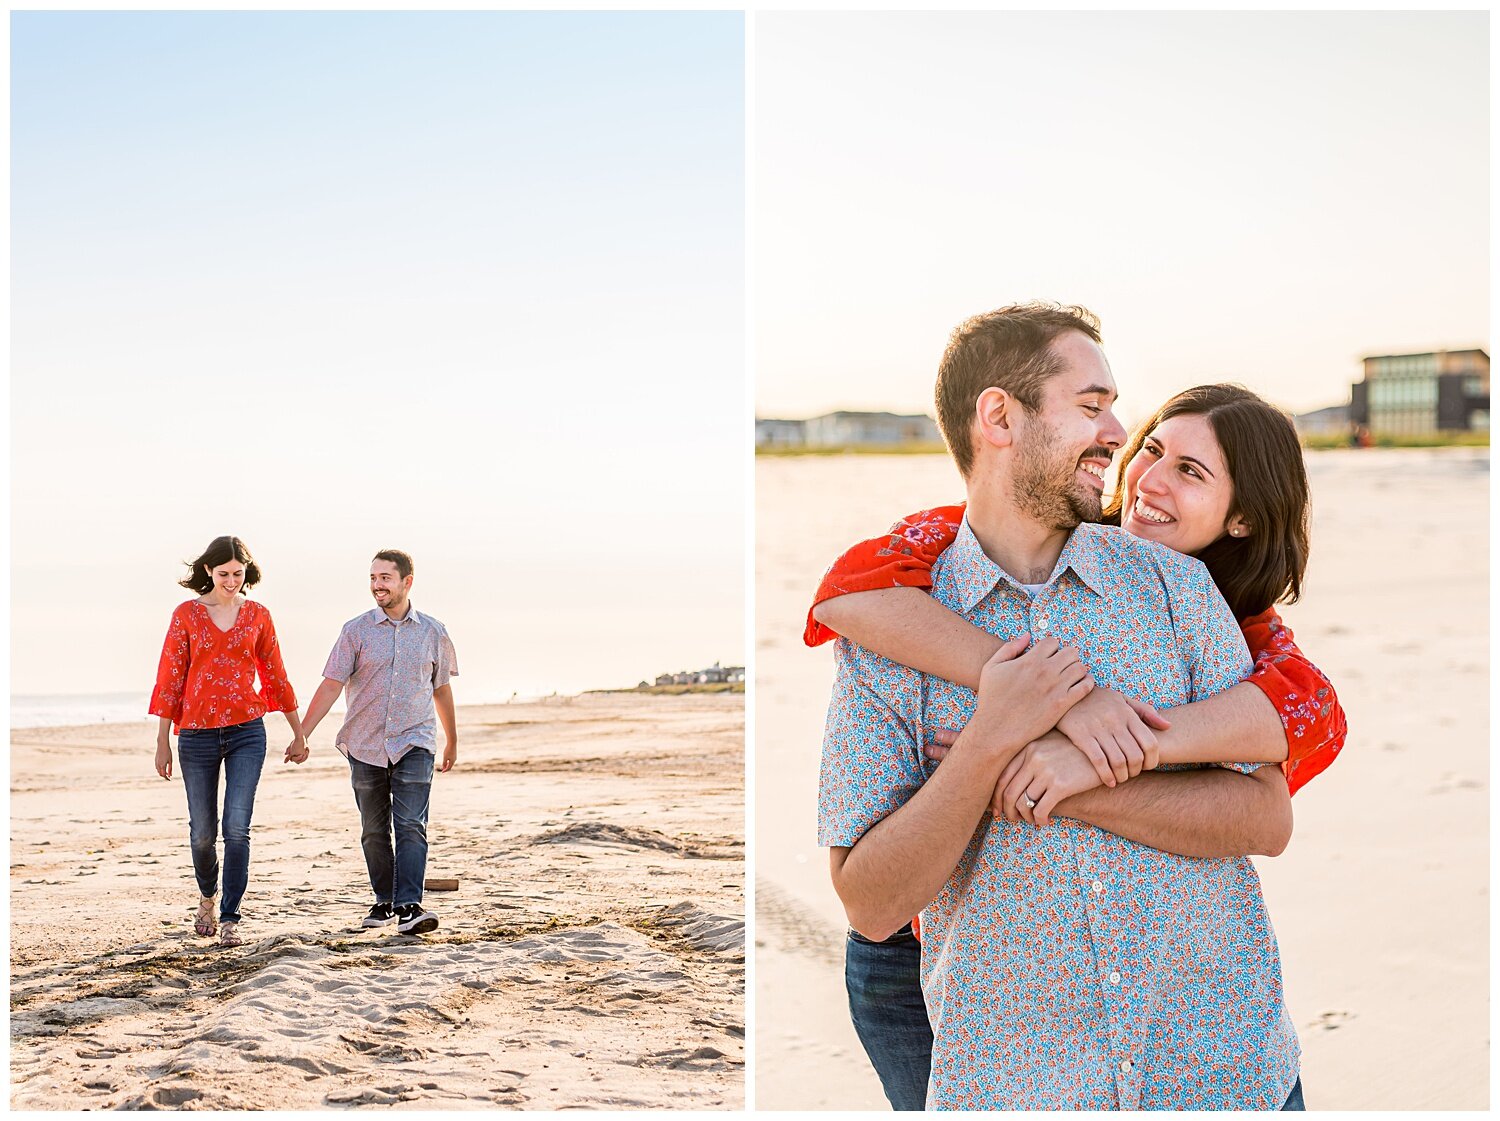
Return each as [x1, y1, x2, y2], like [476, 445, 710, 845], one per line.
[1103, 384, 1310, 620]
[179, 536, 262, 594]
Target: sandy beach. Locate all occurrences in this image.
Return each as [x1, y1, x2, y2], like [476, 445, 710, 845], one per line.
[754, 447, 1488, 1111]
[11, 692, 744, 1110]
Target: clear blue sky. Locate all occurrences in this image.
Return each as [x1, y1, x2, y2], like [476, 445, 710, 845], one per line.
[755, 11, 1488, 425]
[13, 12, 745, 698]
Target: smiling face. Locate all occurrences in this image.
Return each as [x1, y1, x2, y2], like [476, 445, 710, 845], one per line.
[1010, 331, 1128, 529]
[1121, 412, 1245, 554]
[370, 559, 413, 615]
[207, 558, 245, 599]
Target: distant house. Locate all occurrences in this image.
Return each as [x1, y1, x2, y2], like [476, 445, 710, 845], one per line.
[756, 411, 942, 450]
[803, 411, 941, 448]
[1350, 348, 1489, 435]
[1293, 404, 1351, 436]
[649, 662, 745, 688]
[755, 418, 807, 448]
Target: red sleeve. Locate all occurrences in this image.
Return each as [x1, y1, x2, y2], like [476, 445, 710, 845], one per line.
[252, 605, 299, 713]
[1239, 607, 1347, 797]
[803, 504, 966, 647]
[148, 605, 192, 725]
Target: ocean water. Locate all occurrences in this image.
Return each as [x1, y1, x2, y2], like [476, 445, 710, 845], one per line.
[8, 690, 573, 731]
[10, 692, 154, 730]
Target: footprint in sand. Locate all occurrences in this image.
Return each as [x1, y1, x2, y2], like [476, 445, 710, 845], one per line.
[1310, 1010, 1355, 1031]
[149, 1086, 202, 1107]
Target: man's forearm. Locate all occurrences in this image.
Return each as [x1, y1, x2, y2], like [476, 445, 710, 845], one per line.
[1055, 765, 1292, 858]
[832, 733, 1016, 940]
[301, 679, 345, 738]
[433, 684, 457, 744]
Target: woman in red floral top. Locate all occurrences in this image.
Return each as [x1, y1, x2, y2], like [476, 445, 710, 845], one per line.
[149, 536, 308, 947]
[808, 384, 1347, 1110]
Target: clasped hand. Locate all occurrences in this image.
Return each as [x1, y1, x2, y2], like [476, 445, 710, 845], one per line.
[927, 643, 1170, 826]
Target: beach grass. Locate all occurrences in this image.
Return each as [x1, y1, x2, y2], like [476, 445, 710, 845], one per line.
[1300, 431, 1490, 450]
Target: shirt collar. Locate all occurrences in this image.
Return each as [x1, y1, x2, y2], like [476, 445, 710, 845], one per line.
[370, 604, 423, 626]
[1053, 524, 1110, 597]
[942, 517, 1110, 612]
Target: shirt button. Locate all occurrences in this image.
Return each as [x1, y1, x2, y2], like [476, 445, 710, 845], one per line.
[1091, 880, 1104, 894]
[1108, 971, 1121, 985]
[1120, 1059, 1133, 1074]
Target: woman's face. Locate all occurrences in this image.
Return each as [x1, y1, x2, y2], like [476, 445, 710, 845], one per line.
[208, 558, 246, 598]
[1120, 413, 1246, 555]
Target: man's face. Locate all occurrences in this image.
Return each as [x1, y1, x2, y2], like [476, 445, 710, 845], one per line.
[370, 560, 413, 612]
[1010, 332, 1127, 530]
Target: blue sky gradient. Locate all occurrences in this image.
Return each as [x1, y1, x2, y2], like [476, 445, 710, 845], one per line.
[13, 12, 745, 698]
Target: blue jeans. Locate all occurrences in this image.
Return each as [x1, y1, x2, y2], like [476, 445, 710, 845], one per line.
[177, 718, 267, 923]
[348, 749, 434, 907]
[846, 925, 932, 1111]
[1282, 1077, 1305, 1110]
[845, 926, 1304, 1112]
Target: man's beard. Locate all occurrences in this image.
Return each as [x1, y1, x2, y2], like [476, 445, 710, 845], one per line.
[1011, 420, 1106, 531]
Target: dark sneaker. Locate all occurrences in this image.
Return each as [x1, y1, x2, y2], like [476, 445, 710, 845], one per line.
[362, 902, 397, 929]
[395, 903, 438, 935]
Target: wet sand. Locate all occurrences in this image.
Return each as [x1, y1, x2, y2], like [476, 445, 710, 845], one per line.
[11, 692, 744, 1110]
[755, 447, 1488, 1110]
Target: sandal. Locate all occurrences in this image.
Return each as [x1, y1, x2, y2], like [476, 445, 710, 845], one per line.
[194, 897, 217, 937]
[217, 921, 243, 948]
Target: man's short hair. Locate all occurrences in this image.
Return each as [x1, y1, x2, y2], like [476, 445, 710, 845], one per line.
[373, 549, 414, 580]
[934, 302, 1103, 476]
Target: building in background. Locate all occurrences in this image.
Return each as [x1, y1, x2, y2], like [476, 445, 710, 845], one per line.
[755, 410, 941, 450]
[1292, 403, 1351, 436]
[754, 418, 807, 449]
[1350, 349, 1489, 436]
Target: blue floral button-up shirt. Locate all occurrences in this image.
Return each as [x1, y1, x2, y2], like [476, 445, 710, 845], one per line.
[322, 606, 458, 766]
[818, 520, 1300, 1110]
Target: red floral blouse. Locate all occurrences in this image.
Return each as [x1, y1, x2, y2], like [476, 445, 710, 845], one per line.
[804, 504, 1346, 797]
[149, 599, 299, 733]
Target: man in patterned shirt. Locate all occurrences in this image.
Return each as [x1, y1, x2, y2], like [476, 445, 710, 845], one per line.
[302, 550, 459, 936]
[818, 304, 1301, 1109]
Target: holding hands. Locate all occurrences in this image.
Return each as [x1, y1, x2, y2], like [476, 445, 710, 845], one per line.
[925, 639, 1171, 825]
[961, 634, 1093, 756]
[284, 736, 309, 765]
[994, 732, 1105, 826]
[1056, 686, 1169, 787]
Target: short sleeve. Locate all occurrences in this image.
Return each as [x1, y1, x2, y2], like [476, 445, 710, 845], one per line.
[322, 622, 359, 684]
[817, 640, 928, 847]
[804, 504, 965, 647]
[433, 626, 458, 687]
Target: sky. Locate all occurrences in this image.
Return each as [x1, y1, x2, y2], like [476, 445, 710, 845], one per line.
[754, 11, 1488, 427]
[11, 12, 745, 701]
